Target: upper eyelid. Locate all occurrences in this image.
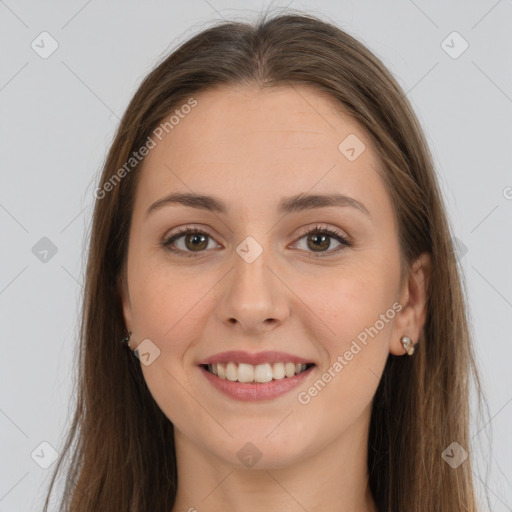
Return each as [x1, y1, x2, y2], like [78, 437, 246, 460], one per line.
[163, 223, 349, 241]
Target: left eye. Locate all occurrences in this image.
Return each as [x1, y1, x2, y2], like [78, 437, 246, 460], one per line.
[162, 227, 219, 256]
[161, 225, 351, 258]
[293, 226, 351, 256]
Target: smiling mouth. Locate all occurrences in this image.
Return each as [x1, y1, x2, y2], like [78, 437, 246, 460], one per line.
[200, 362, 315, 384]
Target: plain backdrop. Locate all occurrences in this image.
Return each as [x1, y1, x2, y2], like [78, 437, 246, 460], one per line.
[0, 1, 511, 510]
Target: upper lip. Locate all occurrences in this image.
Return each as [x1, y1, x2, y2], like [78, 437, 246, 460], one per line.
[198, 350, 314, 366]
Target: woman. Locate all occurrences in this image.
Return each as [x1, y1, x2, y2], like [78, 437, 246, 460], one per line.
[43, 10, 488, 512]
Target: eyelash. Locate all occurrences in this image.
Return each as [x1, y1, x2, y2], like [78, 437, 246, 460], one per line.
[161, 224, 352, 259]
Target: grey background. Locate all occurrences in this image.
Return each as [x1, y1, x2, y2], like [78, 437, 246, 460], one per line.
[0, 0, 511, 510]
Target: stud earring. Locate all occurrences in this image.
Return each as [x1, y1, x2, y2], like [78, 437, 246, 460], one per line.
[401, 335, 415, 356]
[122, 330, 131, 346]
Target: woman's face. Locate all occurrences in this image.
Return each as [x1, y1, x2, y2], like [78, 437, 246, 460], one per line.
[121, 84, 425, 469]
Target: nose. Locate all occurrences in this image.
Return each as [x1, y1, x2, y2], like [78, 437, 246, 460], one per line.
[214, 244, 290, 334]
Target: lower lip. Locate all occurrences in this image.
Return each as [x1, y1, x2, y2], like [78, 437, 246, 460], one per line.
[200, 365, 315, 402]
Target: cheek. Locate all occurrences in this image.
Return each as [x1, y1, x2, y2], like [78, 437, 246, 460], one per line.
[290, 267, 397, 436]
[130, 263, 211, 427]
[129, 254, 209, 341]
[293, 261, 399, 345]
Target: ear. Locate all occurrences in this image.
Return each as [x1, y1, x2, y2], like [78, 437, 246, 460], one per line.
[390, 252, 431, 356]
[119, 267, 135, 349]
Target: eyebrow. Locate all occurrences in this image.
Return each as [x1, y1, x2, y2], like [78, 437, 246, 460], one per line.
[144, 192, 371, 218]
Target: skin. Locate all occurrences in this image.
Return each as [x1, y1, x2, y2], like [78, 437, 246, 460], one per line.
[121, 83, 431, 512]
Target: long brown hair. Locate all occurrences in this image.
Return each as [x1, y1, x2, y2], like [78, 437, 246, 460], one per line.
[42, 8, 490, 511]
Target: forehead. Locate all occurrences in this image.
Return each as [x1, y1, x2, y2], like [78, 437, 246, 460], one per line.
[134, 83, 388, 218]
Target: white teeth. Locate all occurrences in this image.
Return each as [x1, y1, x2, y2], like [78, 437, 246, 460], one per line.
[225, 362, 238, 382]
[272, 362, 285, 380]
[237, 363, 254, 383]
[208, 362, 310, 382]
[254, 363, 273, 383]
[285, 362, 296, 378]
